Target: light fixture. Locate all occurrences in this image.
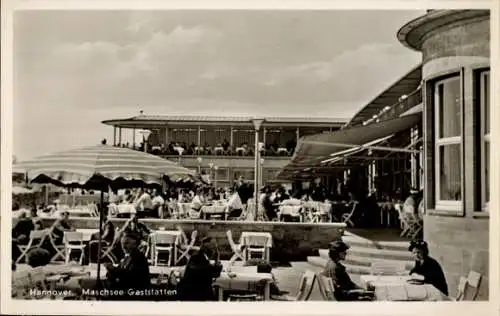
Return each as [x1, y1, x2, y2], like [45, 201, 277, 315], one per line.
[384, 106, 391, 111]
[372, 115, 378, 119]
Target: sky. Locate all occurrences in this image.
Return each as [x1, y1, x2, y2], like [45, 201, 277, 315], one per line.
[13, 10, 423, 160]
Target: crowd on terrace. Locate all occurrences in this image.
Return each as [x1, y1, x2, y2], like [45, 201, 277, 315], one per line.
[109, 139, 296, 157]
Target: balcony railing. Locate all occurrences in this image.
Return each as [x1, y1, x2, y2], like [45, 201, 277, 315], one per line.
[113, 144, 295, 158]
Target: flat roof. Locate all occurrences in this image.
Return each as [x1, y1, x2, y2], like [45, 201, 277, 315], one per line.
[102, 115, 348, 128]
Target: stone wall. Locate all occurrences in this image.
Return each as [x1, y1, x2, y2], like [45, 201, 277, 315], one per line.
[36, 217, 346, 262]
[422, 17, 490, 63]
[424, 215, 489, 300]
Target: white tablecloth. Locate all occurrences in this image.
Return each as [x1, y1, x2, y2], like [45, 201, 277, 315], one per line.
[359, 275, 449, 301]
[76, 228, 99, 241]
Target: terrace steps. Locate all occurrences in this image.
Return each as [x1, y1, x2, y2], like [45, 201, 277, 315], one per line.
[307, 231, 413, 275]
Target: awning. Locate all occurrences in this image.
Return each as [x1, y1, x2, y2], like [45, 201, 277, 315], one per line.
[278, 113, 421, 179]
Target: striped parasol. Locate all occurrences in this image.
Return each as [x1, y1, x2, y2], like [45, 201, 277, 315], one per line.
[13, 144, 194, 290]
[14, 144, 195, 187]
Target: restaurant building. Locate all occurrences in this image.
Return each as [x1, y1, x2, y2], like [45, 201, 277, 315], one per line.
[101, 116, 346, 187]
[279, 9, 490, 299]
[398, 9, 490, 299]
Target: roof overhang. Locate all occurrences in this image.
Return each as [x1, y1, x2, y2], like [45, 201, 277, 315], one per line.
[278, 113, 422, 180]
[345, 64, 422, 127]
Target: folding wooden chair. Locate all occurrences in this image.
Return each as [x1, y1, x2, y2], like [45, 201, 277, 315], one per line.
[243, 235, 271, 261]
[226, 230, 245, 265]
[176, 230, 198, 265]
[272, 270, 316, 301]
[63, 231, 85, 264]
[316, 273, 336, 301]
[341, 202, 358, 227]
[87, 240, 118, 265]
[453, 276, 468, 301]
[152, 232, 178, 266]
[15, 229, 50, 264]
[47, 231, 67, 263]
[465, 270, 482, 301]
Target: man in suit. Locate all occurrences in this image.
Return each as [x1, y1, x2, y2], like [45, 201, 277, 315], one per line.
[104, 231, 151, 298]
[176, 236, 223, 301]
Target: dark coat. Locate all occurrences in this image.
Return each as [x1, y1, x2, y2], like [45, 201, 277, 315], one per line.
[322, 259, 359, 301]
[107, 248, 151, 292]
[409, 256, 448, 296]
[176, 251, 223, 301]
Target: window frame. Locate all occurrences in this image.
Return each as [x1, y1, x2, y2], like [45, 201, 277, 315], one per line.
[479, 70, 490, 211]
[433, 75, 463, 210]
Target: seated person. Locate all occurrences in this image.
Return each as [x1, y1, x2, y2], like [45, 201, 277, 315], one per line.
[177, 237, 222, 301]
[227, 189, 244, 219]
[322, 241, 374, 301]
[84, 216, 116, 264]
[151, 189, 165, 218]
[49, 211, 75, 244]
[408, 240, 448, 296]
[190, 188, 205, 217]
[12, 210, 35, 245]
[104, 232, 151, 296]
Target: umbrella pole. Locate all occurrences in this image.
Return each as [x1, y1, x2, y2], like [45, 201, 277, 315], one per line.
[96, 190, 104, 296]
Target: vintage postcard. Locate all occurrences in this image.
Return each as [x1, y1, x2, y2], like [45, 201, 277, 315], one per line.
[1, 0, 498, 315]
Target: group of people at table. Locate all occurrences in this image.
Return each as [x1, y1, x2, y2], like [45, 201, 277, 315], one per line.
[12, 204, 448, 301]
[102, 183, 335, 222]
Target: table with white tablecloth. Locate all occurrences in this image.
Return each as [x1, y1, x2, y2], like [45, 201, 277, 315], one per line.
[359, 275, 450, 301]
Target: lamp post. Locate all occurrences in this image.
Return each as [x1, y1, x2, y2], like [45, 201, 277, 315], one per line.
[251, 118, 265, 214]
[139, 129, 151, 153]
[214, 165, 219, 188]
[197, 157, 203, 175]
[208, 162, 214, 185]
[178, 147, 184, 164]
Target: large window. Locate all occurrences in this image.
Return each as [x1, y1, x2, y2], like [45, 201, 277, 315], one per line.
[480, 70, 490, 209]
[434, 76, 462, 208]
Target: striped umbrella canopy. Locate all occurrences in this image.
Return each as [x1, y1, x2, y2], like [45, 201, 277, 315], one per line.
[14, 144, 195, 188]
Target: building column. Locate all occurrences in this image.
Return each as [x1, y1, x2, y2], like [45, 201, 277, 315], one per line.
[164, 127, 169, 147]
[296, 127, 300, 143]
[113, 126, 117, 146]
[197, 125, 201, 148]
[132, 128, 136, 149]
[410, 127, 418, 189]
[263, 127, 267, 144]
[230, 126, 234, 148]
[118, 127, 122, 146]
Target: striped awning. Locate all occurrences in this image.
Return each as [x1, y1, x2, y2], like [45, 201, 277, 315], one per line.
[14, 145, 195, 187]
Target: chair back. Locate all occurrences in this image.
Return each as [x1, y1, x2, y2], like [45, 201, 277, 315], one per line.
[176, 225, 189, 244]
[317, 274, 335, 300]
[63, 231, 84, 245]
[29, 229, 49, 241]
[370, 260, 406, 276]
[343, 202, 358, 221]
[153, 232, 178, 245]
[465, 270, 482, 301]
[188, 230, 198, 247]
[296, 270, 316, 301]
[455, 276, 468, 301]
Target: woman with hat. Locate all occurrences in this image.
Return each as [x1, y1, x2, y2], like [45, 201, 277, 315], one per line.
[408, 240, 448, 296]
[322, 240, 373, 301]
